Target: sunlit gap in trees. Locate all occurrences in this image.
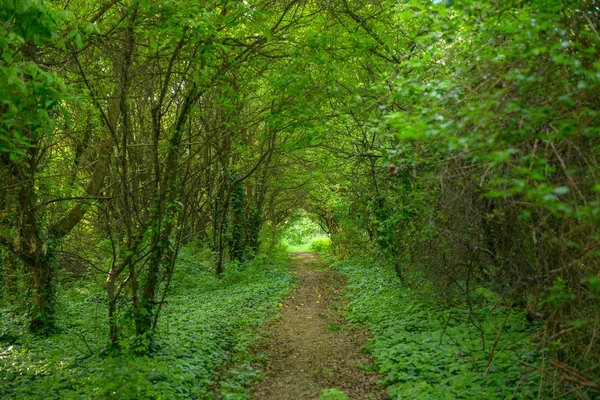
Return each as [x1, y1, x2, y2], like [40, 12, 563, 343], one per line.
[280, 210, 330, 253]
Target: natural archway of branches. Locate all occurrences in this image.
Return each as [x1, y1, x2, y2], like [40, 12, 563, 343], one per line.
[1, 0, 599, 398]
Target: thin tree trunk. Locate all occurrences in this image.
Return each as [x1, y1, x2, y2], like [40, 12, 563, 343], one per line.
[106, 272, 119, 348]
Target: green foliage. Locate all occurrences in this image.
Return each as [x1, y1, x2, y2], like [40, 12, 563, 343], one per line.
[282, 213, 322, 246]
[311, 0, 600, 392]
[335, 259, 543, 399]
[1, 0, 598, 395]
[281, 213, 326, 252]
[308, 236, 331, 253]
[319, 388, 349, 400]
[0, 246, 294, 399]
[0, 0, 70, 160]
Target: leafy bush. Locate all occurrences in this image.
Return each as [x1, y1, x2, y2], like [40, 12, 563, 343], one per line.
[308, 236, 331, 253]
[324, 1, 600, 393]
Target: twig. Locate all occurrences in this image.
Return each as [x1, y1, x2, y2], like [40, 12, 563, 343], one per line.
[75, 329, 94, 359]
[548, 360, 600, 390]
[485, 305, 512, 374]
[438, 310, 454, 347]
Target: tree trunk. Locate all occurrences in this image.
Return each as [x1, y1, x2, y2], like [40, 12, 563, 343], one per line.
[17, 177, 57, 333]
[27, 252, 56, 334]
[134, 83, 199, 343]
[106, 274, 119, 348]
[229, 180, 247, 262]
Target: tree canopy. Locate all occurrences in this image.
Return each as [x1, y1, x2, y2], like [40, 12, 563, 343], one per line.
[1, 0, 599, 398]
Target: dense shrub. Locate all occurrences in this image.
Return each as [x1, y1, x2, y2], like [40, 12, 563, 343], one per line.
[308, 236, 331, 253]
[324, 1, 600, 395]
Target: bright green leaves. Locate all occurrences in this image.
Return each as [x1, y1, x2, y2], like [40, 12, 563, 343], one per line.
[0, 0, 69, 161]
[380, 0, 600, 220]
[362, 1, 600, 394]
[1, 0, 58, 43]
[66, 28, 83, 49]
[281, 212, 325, 252]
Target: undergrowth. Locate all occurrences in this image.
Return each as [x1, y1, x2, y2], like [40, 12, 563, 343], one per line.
[281, 234, 330, 253]
[0, 247, 294, 399]
[335, 258, 545, 399]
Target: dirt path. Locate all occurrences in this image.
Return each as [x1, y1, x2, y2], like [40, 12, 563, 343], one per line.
[251, 253, 386, 400]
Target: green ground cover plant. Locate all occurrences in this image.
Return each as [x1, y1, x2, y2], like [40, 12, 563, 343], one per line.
[0, 247, 293, 399]
[319, 388, 349, 400]
[1, 0, 598, 396]
[335, 258, 544, 399]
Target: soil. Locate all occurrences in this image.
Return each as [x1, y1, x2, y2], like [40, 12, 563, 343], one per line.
[251, 252, 387, 400]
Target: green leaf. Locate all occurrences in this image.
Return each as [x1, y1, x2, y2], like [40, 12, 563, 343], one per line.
[74, 32, 83, 49]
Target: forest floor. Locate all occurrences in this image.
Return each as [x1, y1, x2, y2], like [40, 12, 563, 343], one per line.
[250, 252, 387, 400]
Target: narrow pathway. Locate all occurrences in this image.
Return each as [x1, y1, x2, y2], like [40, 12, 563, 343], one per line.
[251, 253, 386, 400]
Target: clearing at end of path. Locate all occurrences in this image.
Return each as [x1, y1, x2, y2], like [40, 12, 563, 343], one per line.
[251, 252, 386, 400]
